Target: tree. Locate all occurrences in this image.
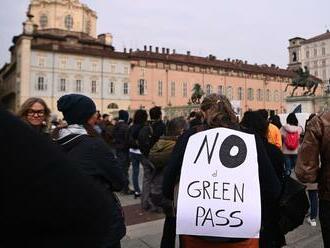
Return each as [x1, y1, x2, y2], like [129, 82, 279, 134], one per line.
[191, 83, 204, 104]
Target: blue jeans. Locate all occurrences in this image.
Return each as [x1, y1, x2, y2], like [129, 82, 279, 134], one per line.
[284, 154, 297, 175]
[308, 190, 318, 219]
[129, 152, 142, 193]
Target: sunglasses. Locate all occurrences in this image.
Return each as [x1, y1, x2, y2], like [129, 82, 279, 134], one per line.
[27, 109, 45, 117]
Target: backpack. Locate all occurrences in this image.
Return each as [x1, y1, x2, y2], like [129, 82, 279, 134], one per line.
[148, 137, 176, 169]
[284, 131, 299, 150]
[278, 176, 309, 235]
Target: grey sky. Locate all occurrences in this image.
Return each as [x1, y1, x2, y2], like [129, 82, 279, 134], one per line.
[0, 0, 329, 68]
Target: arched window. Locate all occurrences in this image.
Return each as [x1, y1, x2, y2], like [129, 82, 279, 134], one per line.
[39, 15, 48, 28]
[108, 103, 119, 109]
[65, 15, 73, 30]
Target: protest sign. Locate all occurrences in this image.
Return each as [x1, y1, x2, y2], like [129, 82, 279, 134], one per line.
[176, 127, 261, 238]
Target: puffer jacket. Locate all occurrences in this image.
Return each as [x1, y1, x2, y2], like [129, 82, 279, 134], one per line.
[280, 124, 303, 154]
[296, 111, 330, 201]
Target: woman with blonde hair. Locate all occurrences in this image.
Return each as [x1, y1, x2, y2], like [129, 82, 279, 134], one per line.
[17, 97, 51, 134]
[163, 94, 282, 248]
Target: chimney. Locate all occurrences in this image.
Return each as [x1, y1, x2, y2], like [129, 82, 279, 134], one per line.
[129, 48, 133, 53]
[166, 48, 170, 54]
[244, 60, 248, 64]
[144, 45, 147, 51]
[124, 48, 127, 53]
[187, 51, 191, 56]
[162, 47, 165, 54]
[149, 45, 152, 52]
[155, 47, 159, 53]
[98, 33, 113, 46]
[172, 49, 176, 54]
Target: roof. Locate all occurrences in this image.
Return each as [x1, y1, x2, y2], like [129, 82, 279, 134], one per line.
[289, 37, 305, 42]
[302, 30, 330, 44]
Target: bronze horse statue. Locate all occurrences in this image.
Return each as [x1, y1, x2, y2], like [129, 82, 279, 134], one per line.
[285, 67, 320, 96]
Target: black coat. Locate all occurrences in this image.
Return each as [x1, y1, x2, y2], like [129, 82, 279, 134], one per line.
[163, 126, 282, 247]
[0, 108, 124, 248]
[113, 121, 129, 151]
[56, 133, 127, 245]
[129, 123, 153, 156]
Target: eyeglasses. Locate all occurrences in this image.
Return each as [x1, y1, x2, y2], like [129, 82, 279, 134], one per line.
[27, 109, 45, 117]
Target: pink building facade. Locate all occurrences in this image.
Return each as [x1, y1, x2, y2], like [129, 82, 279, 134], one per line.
[128, 49, 321, 115]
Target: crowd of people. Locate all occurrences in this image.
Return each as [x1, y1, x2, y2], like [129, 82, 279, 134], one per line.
[1, 92, 329, 248]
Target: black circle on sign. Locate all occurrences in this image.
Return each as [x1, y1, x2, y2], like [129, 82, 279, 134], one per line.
[219, 135, 247, 169]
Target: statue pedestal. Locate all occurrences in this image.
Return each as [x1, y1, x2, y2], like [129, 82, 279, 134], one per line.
[286, 95, 330, 113]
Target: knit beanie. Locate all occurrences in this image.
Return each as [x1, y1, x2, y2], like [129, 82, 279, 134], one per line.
[118, 110, 129, 123]
[57, 94, 96, 125]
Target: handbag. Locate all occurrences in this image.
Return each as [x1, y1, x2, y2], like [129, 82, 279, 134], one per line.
[278, 176, 309, 234]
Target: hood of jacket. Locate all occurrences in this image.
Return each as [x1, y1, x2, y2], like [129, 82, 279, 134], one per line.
[282, 124, 301, 133]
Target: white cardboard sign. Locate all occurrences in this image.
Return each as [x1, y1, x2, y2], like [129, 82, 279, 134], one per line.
[176, 127, 261, 238]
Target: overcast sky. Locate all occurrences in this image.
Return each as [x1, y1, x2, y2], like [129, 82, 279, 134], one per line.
[0, 0, 329, 68]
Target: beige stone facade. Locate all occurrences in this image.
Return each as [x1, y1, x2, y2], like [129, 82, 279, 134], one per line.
[288, 31, 330, 83]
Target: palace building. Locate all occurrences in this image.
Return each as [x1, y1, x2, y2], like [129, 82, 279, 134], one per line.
[0, 0, 323, 116]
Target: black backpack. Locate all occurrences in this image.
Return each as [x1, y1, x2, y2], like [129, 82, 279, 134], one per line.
[278, 176, 310, 235]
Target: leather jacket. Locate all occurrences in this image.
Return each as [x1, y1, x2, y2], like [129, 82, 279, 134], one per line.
[296, 111, 330, 201]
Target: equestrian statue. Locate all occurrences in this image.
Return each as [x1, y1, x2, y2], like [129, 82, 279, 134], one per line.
[285, 66, 320, 96]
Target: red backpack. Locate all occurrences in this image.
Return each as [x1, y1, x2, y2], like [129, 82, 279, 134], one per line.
[284, 131, 299, 150]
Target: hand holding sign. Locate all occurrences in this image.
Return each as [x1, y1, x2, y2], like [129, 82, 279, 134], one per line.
[176, 128, 261, 239]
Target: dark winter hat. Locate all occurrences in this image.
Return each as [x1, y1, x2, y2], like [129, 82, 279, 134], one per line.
[118, 110, 129, 123]
[57, 94, 96, 125]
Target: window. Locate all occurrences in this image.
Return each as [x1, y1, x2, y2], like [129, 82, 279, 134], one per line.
[266, 89, 270, 101]
[323, 70, 327, 80]
[314, 61, 318, 67]
[292, 52, 297, 62]
[314, 70, 318, 77]
[124, 67, 129, 74]
[111, 65, 116, 73]
[77, 61, 82, 70]
[92, 63, 97, 72]
[171, 81, 176, 97]
[226, 86, 233, 100]
[237, 87, 244, 100]
[91, 80, 97, 93]
[322, 47, 326, 56]
[158, 80, 163, 96]
[86, 20, 91, 34]
[60, 59, 66, 69]
[76, 80, 82, 92]
[138, 79, 145, 95]
[206, 84, 212, 95]
[257, 89, 263, 101]
[37, 76, 46, 91]
[322, 60, 326, 66]
[274, 90, 279, 102]
[314, 48, 317, 57]
[38, 57, 45, 67]
[60, 78, 66, 92]
[183, 82, 188, 97]
[247, 88, 254, 100]
[39, 15, 48, 28]
[306, 50, 310, 58]
[123, 82, 128, 95]
[65, 15, 73, 30]
[217, 85, 223, 95]
[109, 81, 115, 94]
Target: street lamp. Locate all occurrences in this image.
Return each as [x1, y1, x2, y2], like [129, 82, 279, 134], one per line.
[324, 78, 330, 110]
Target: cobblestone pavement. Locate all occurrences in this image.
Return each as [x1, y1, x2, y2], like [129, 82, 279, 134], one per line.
[119, 192, 324, 248]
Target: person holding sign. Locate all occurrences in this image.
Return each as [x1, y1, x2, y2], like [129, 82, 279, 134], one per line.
[163, 94, 282, 248]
